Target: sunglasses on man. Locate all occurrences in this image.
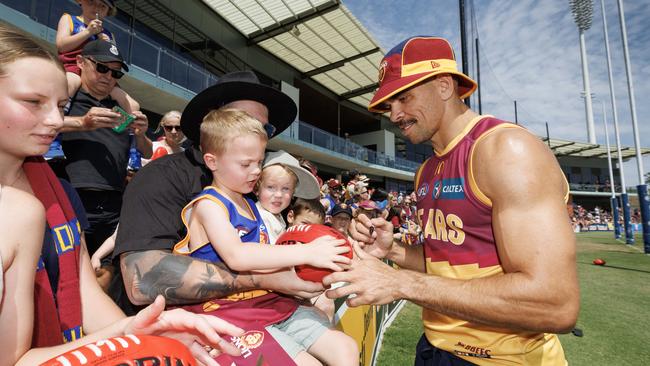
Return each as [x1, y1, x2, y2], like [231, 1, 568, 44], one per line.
[87, 58, 125, 79]
[263, 123, 276, 138]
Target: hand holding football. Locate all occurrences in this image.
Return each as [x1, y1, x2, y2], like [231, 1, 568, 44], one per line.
[276, 224, 353, 283]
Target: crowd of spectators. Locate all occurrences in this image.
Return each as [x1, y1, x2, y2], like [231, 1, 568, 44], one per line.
[570, 205, 612, 232]
[570, 204, 643, 232]
[318, 169, 422, 245]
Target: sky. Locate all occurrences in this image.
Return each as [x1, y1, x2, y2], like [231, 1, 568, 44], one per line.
[344, 0, 649, 186]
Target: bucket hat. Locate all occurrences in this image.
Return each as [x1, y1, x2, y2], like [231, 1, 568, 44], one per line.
[368, 36, 477, 112]
[263, 150, 320, 199]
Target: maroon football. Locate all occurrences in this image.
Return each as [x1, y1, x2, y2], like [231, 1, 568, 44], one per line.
[592, 258, 606, 266]
[276, 224, 352, 283]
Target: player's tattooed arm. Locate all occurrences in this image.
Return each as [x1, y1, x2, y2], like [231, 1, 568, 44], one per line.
[120, 250, 258, 305]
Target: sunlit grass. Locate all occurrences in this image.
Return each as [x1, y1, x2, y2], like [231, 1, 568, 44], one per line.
[375, 232, 650, 365]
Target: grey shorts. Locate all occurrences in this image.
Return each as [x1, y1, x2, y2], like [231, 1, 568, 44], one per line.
[266, 305, 331, 358]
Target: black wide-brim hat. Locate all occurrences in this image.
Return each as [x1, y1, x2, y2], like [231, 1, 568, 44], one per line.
[180, 71, 297, 144]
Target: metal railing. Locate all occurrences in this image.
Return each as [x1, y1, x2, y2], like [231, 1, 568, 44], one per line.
[568, 183, 623, 193]
[1, 0, 218, 93]
[282, 121, 420, 172]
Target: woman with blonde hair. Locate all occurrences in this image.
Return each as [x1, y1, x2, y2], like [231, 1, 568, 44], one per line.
[143, 110, 185, 164]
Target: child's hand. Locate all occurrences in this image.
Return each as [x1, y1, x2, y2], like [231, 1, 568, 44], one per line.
[305, 235, 351, 271]
[87, 19, 104, 35]
[129, 111, 149, 136]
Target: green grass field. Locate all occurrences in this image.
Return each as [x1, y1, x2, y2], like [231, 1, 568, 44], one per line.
[375, 232, 650, 366]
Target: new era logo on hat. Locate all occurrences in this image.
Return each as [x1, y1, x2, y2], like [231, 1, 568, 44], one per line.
[368, 36, 477, 112]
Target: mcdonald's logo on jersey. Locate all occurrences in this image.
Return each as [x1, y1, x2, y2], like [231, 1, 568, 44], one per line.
[434, 161, 445, 176]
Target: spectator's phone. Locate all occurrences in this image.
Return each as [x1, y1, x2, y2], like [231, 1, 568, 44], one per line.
[112, 106, 135, 133]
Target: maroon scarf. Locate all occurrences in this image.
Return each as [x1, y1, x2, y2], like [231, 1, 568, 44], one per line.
[24, 157, 83, 347]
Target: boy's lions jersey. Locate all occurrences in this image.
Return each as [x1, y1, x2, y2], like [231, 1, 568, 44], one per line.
[174, 186, 269, 263]
[414, 115, 567, 365]
[172, 186, 297, 328]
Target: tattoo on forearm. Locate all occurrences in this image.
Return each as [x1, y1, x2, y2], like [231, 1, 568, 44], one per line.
[125, 251, 252, 305]
[193, 262, 238, 300]
[136, 254, 189, 302]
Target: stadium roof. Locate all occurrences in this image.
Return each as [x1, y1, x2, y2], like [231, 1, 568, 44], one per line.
[114, 0, 649, 160]
[202, 0, 384, 108]
[543, 137, 650, 159]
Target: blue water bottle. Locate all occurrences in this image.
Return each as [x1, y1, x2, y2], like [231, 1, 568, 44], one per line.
[127, 132, 141, 171]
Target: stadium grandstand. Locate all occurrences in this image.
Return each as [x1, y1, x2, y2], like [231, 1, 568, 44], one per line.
[2, 0, 647, 200]
[2, 0, 650, 364]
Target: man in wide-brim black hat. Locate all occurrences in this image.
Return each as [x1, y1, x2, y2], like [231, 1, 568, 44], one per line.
[109, 71, 325, 319]
[180, 71, 296, 144]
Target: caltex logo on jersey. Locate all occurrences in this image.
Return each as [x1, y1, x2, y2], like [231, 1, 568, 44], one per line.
[417, 182, 429, 201]
[432, 178, 465, 200]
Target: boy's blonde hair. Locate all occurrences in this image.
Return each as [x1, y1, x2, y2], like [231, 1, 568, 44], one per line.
[199, 108, 267, 156]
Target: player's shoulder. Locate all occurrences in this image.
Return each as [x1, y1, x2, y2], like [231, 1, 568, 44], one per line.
[475, 124, 548, 161]
[472, 123, 564, 199]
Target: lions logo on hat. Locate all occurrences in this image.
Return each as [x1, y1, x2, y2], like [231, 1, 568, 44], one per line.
[109, 44, 119, 56]
[378, 60, 388, 82]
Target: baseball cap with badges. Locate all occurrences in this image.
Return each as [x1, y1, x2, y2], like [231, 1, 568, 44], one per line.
[368, 36, 477, 113]
[81, 39, 129, 71]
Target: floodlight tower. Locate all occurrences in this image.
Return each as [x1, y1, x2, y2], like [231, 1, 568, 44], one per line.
[599, 0, 632, 243]
[569, 0, 596, 144]
[615, 0, 650, 251]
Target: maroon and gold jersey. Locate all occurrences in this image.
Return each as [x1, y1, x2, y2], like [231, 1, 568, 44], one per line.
[414, 115, 567, 365]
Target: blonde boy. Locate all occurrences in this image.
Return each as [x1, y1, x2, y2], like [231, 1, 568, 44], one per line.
[174, 109, 358, 365]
